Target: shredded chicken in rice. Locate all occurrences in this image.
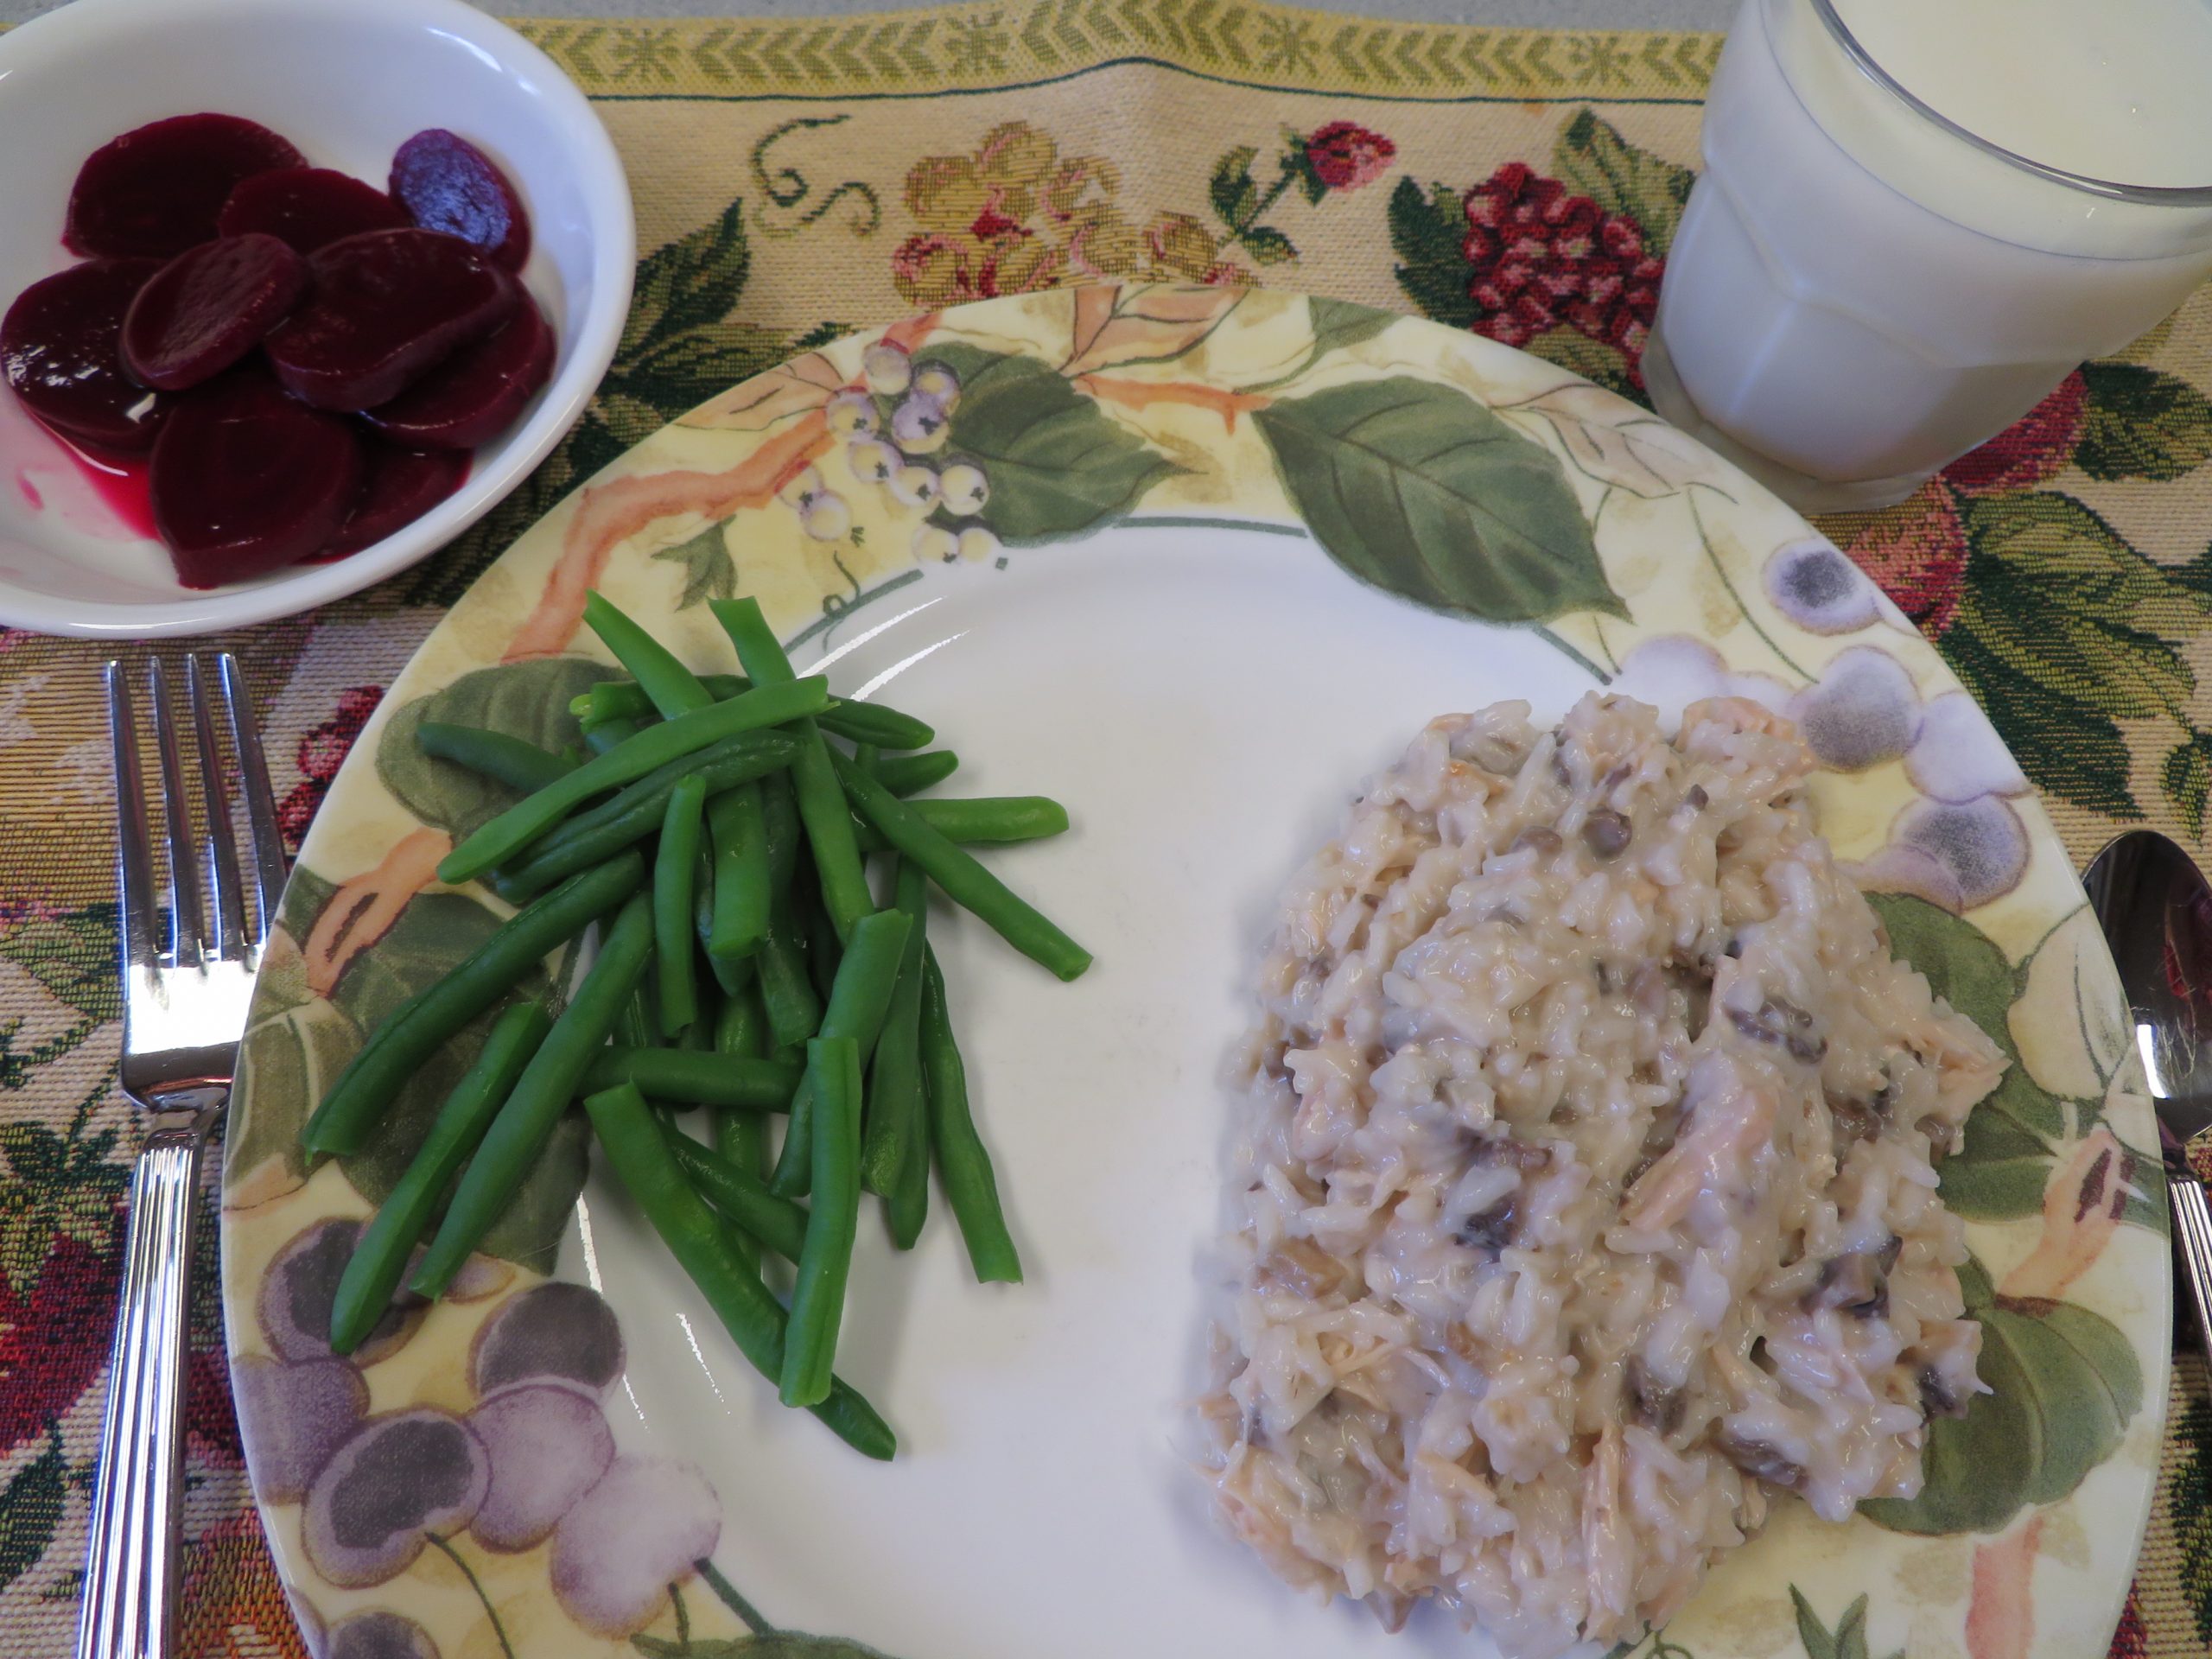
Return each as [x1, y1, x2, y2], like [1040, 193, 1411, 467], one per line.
[1192, 693, 2005, 1658]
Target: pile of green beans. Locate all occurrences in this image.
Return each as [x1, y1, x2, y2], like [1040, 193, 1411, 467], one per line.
[310, 588, 1080, 1459]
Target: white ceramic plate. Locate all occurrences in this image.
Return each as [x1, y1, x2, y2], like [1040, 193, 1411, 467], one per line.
[221, 285, 2169, 1659]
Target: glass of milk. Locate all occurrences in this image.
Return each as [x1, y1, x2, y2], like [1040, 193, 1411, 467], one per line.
[1645, 0, 2212, 512]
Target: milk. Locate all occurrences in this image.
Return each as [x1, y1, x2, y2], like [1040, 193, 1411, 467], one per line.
[1647, 0, 2212, 512]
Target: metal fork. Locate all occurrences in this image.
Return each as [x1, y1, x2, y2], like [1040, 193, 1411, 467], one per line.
[78, 655, 285, 1659]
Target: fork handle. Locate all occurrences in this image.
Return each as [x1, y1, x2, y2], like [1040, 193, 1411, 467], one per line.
[2175, 1174, 2212, 1373]
[76, 1096, 220, 1659]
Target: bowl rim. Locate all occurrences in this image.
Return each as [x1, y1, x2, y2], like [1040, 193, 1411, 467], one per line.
[0, 0, 636, 640]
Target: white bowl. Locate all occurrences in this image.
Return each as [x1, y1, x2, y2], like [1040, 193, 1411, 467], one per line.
[0, 0, 634, 639]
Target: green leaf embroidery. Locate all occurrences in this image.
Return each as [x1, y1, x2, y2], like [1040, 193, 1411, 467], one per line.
[1251, 376, 1625, 624]
[1389, 176, 1478, 331]
[0, 1123, 126, 1299]
[1941, 624, 2140, 820]
[2172, 1393, 2212, 1643]
[2166, 734, 2212, 837]
[1551, 108, 1695, 259]
[655, 520, 740, 608]
[621, 198, 752, 360]
[378, 658, 608, 842]
[2075, 360, 2212, 482]
[1208, 145, 1260, 228]
[1241, 224, 1296, 265]
[0, 1431, 66, 1593]
[916, 342, 1180, 543]
[0, 905, 118, 1024]
[1863, 1255, 2142, 1535]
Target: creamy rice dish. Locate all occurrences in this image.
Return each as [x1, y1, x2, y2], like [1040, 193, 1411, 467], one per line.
[1192, 693, 2005, 1657]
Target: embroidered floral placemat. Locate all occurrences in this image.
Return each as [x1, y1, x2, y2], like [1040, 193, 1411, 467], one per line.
[0, 6, 2207, 1654]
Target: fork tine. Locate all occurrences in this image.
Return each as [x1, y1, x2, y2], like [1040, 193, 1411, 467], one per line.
[106, 663, 160, 975]
[218, 653, 287, 944]
[186, 656, 246, 963]
[145, 662, 204, 967]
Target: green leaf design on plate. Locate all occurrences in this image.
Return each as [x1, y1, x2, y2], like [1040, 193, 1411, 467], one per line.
[1862, 1255, 2142, 1535]
[1304, 296, 1396, 363]
[229, 994, 360, 1189]
[656, 520, 740, 608]
[1388, 176, 1478, 331]
[378, 658, 608, 841]
[1551, 108, 1694, 260]
[1252, 376, 1625, 624]
[634, 1639, 900, 1658]
[1789, 1589, 1897, 1659]
[0, 1431, 66, 1593]
[1865, 892, 2120, 1222]
[917, 342, 1181, 543]
[2075, 360, 2212, 483]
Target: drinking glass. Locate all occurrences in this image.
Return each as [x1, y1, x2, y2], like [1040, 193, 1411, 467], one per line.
[1645, 0, 2212, 512]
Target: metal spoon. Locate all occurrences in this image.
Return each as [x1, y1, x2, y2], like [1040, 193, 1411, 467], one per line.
[2082, 829, 2212, 1361]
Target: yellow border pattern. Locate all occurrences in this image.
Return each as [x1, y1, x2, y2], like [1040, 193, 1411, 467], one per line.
[514, 6, 1720, 100]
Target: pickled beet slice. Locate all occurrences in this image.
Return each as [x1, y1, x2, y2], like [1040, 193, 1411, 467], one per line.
[389, 130, 530, 272]
[66, 114, 305, 259]
[365, 298, 551, 450]
[323, 442, 467, 557]
[151, 368, 363, 587]
[122, 234, 307, 391]
[3, 257, 168, 452]
[219, 167, 409, 255]
[265, 228, 517, 411]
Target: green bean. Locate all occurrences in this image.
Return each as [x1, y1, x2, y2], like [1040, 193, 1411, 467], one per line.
[490, 733, 801, 905]
[757, 896, 823, 1052]
[579, 673, 935, 750]
[852, 742, 880, 774]
[819, 700, 932, 751]
[616, 982, 655, 1050]
[668, 1133, 808, 1262]
[653, 775, 707, 1036]
[706, 783, 770, 963]
[919, 949, 1021, 1282]
[411, 892, 656, 1297]
[781, 1036, 863, 1408]
[583, 589, 715, 717]
[439, 677, 830, 884]
[416, 722, 578, 792]
[803, 877, 843, 1001]
[767, 908, 912, 1197]
[712, 982, 772, 1271]
[580, 1046, 801, 1109]
[887, 1071, 931, 1249]
[694, 842, 748, 996]
[849, 796, 1070, 855]
[860, 861, 928, 1205]
[583, 1084, 894, 1459]
[830, 750, 1090, 982]
[329, 1002, 550, 1352]
[709, 596, 874, 938]
[581, 714, 641, 756]
[760, 772, 803, 891]
[874, 750, 958, 798]
[301, 853, 646, 1156]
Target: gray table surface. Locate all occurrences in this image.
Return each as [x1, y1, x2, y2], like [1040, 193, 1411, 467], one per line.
[3, 0, 1737, 30]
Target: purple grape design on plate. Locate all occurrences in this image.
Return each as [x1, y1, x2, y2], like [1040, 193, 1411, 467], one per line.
[302, 1407, 489, 1588]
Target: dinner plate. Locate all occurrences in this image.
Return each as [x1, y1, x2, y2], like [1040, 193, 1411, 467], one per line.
[219, 283, 2170, 1659]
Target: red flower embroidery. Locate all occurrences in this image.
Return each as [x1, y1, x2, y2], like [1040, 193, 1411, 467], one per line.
[276, 684, 384, 854]
[0, 1234, 119, 1452]
[1845, 481, 1970, 639]
[1460, 162, 1662, 376]
[1305, 122, 1396, 192]
[1942, 371, 2088, 497]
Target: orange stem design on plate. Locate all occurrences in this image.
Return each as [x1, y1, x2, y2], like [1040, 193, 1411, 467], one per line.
[303, 827, 451, 997]
[1999, 1125, 2132, 1303]
[505, 412, 835, 660]
[1075, 373, 1270, 430]
[1965, 1510, 2044, 1659]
